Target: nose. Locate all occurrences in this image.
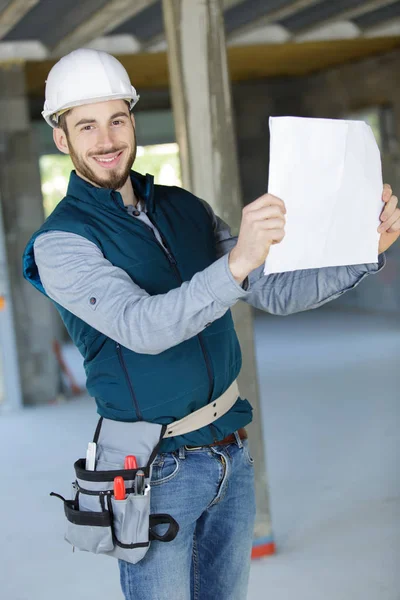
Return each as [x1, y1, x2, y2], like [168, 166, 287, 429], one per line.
[95, 126, 117, 151]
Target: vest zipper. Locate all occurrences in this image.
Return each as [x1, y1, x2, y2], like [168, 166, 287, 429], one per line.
[122, 201, 214, 408]
[147, 227, 177, 266]
[116, 342, 143, 420]
[145, 214, 214, 405]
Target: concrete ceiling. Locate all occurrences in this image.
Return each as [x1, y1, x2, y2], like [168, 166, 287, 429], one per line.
[1, 0, 400, 94]
[0, 0, 399, 58]
[25, 35, 400, 98]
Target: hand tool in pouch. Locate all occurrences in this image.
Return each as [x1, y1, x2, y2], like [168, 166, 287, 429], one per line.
[114, 476, 126, 500]
[85, 442, 96, 471]
[134, 470, 145, 495]
[124, 455, 138, 469]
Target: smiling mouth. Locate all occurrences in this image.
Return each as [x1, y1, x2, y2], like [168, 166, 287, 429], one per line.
[92, 151, 123, 168]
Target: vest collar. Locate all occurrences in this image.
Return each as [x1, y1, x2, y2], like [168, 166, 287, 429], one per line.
[66, 170, 155, 213]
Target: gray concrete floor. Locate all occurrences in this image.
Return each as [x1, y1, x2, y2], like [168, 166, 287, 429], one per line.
[250, 308, 400, 600]
[1, 308, 399, 600]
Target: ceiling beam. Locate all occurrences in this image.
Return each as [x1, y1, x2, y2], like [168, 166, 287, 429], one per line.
[227, 0, 324, 40]
[141, 32, 167, 53]
[0, 0, 40, 40]
[141, 0, 246, 51]
[51, 0, 157, 57]
[0, 39, 47, 61]
[287, 0, 399, 35]
[222, 0, 246, 8]
[86, 34, 142, 55]
[333, 0, 400, 22]
[364, 15, 400, 37]
[228, 0, 400, 41]
[25, 36, 400, 98]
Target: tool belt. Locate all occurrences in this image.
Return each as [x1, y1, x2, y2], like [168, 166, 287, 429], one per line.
[50, 380, 240, 565]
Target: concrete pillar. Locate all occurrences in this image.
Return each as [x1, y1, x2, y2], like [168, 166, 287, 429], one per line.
[163, 0, 275, 556]
[0, 181, 22, 410]
[0, 62, 60, 406]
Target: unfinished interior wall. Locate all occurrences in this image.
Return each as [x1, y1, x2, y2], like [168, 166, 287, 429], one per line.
[0, 63, 60, 405]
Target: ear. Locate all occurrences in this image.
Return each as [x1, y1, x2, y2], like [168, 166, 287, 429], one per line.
[130, 113, 136, 129]
[53, 127, 70, 155]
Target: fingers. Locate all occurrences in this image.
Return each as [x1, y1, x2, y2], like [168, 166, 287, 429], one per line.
[259, 217, 285, 230]
[380, 194, 398, 222]
[382, 183, 392, 203]
[379, 185, 398, 232]
[379, 207, 400, 233]
[246, 193, 286, 214]
[388, 221, 400, 234]
[269, 229, 286, 244]
[246, 205, 286, 222]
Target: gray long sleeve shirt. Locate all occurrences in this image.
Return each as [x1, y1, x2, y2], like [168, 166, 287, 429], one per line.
[33, 199, 385, 355]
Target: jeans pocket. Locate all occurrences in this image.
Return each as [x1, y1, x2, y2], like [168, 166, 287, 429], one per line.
[151, 453, 180, 486]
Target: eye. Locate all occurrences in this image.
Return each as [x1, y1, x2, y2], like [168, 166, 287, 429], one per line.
[112, 120, 123, 126]
[82, 125, 93, 131]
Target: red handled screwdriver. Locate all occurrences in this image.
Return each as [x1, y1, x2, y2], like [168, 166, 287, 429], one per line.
[124, 455, 138, 470]
[113, 476, 126, 500]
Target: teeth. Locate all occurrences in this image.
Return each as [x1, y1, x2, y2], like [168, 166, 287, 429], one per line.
[96, 154, 120, 163]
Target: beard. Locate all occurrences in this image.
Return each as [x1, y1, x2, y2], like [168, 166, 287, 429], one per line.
[67, 129, 137, 190]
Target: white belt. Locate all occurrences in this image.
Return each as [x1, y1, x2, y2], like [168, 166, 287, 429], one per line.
[162, 380, 240, 438]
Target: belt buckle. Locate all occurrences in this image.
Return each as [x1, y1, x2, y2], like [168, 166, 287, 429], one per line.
[184, 444, 203, 451]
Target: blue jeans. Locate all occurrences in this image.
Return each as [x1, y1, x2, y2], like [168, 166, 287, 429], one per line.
[119, 435, 256, 600]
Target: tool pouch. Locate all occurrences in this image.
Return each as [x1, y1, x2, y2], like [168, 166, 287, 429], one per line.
[51, 418, 179, 564]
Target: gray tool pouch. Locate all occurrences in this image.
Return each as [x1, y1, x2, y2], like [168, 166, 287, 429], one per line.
[51, 418, 179, 564]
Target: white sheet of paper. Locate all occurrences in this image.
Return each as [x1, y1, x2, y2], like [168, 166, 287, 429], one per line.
[264, 116, 383, 275]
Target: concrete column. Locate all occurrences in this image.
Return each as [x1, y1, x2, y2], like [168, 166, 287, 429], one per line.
[0, 180, 22, 410]
[163, 0, 275, 556]
[0, 62, 60, 406]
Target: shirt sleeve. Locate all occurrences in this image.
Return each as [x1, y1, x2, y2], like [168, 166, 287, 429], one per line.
[200, 199, 386, 316]
[34, 231, 249, 355]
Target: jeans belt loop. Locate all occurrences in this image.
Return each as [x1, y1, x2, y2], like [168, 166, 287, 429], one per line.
[234, 430, 243, 448]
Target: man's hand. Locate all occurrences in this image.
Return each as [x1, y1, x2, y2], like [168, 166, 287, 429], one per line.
[378, 183, 400, 254]
[229, 193, 286, 284]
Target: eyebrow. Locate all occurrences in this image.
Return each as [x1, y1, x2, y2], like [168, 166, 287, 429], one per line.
[74, 112, 130, 128]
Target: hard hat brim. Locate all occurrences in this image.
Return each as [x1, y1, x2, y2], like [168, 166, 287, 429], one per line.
[42, 90, 140, 128]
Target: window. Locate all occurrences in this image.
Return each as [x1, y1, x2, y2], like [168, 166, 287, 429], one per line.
[346, 105, 396, 154]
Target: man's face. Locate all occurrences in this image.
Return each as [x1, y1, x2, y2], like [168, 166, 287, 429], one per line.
[54, 99, 137, 190]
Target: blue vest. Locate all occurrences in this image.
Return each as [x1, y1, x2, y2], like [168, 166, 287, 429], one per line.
[23, 171, 253, 451]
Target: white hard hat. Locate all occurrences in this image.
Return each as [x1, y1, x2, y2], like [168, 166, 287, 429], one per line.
[42, 48, 140, 128]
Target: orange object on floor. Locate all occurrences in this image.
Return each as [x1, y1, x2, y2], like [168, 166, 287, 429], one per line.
[251, 541, 276, 559]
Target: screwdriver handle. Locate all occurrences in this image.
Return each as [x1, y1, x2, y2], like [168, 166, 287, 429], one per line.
[114, 476, 126, 500]
[135, 470, 145, 495]
[124, 455, 138, 470]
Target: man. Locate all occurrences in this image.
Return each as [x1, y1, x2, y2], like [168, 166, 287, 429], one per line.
[23, 49, 400, 600]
